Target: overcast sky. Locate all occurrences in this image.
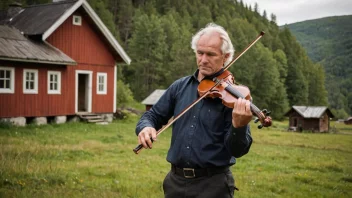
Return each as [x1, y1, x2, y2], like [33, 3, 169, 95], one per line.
[241, 0, 352, 25]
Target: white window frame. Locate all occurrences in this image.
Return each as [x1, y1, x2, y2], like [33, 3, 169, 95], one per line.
[97, 73, 107, 95]
[0, 66, 15, 94]
[23, 69, 38, 94]
[47, 71, 61, 94]
[73, 15, 82, 26]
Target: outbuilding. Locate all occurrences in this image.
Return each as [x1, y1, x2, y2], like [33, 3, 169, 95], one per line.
[344, 117, 352, 125]
[141, 89, 166, 111]
[284, 106, 334, 132]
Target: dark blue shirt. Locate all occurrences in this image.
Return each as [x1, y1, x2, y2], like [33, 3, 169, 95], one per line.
[136, 70, 252, 168]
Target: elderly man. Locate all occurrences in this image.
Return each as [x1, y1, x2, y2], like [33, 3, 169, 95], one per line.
[135, 23, 253, 198]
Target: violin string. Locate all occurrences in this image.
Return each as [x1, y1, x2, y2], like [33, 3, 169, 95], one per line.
[223, 81, 265, 121]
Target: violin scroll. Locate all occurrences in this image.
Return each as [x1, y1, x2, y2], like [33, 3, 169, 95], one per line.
[254, 109, 272, 129]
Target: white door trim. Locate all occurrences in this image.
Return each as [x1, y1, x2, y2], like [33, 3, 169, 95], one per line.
[75, 70, 93, 113]
[113, 65, 117, 112]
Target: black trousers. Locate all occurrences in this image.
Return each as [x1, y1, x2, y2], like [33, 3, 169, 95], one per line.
[163, 169, 235, 198]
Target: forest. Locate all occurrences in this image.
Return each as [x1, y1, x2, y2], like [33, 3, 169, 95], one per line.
[0, 0, 333, 119]
[287, 15, 352, 119]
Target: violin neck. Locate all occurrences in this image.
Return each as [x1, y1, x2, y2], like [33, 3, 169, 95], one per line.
[224, 85, 263, 117]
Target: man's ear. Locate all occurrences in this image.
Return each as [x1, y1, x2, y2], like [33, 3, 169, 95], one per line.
[224, 53, 230, 64]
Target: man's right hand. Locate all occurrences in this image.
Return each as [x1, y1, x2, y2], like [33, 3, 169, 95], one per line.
[138, 127, 157, 149]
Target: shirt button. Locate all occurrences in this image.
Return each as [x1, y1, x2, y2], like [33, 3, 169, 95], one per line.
[187, 146, 189, 149]
[191, 125, 193, 127]
[193, 116, 196, 118]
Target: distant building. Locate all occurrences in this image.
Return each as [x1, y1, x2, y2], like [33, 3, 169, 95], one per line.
[141, 89, 166, 111]
[284, 106, 334, 132]
[344, 117, 352, 125]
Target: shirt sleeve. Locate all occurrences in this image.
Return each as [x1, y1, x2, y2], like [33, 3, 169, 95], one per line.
[135, 81, 179, 136]
[224, 112, 253, 158]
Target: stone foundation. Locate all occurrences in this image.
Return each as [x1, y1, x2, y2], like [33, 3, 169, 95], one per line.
[54, 116, 67, 124]
[0, 117, 26, 126]
[67, 115, 79, 122]
[1, 113, 113, 127]
[102, 113, 114, 122]
[33, 117, 47, 125]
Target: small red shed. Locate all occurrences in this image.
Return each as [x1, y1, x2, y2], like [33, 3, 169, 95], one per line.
[284, 106, 335, 132]
[0, 0, 131, 125]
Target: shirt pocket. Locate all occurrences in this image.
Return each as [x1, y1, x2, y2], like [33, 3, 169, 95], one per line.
[201, 100, 225, 132]
[204, 98, 224, 117]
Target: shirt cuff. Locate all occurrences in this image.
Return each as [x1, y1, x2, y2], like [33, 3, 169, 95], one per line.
[135, 122, 153, 136]
[231, 125, 248, 138]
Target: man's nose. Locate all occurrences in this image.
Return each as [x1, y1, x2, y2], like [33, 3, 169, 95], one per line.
[199, 54, 208, 63]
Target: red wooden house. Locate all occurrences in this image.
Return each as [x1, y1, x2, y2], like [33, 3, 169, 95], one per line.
[0, 0, 131, 126]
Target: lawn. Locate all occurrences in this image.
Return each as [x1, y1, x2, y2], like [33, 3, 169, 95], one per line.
[0, 117, 351, 198]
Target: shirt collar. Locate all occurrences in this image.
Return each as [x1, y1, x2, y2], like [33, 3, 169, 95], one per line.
[192, 68, 225, 81]
[192, 70, 199, 80]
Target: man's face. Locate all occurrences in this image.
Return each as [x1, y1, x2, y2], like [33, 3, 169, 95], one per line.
[196, 32, 229, 80]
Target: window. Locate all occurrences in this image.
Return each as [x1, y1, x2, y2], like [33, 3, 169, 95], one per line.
[48, 71, 61, 94]
[73, 15, 82, 26]
[0, 67, 15, 93]
[23, 69, 38, 94]
[97, 73, 107, 94]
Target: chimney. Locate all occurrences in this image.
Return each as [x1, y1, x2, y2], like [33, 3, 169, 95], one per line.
[7, 2, 22, 19]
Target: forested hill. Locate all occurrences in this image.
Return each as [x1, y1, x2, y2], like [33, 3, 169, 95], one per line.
[285, 15, 352, 118]
[0, 0, 331, 119]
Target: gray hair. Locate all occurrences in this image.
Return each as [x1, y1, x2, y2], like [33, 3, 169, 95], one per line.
[191, 23, 235, 66]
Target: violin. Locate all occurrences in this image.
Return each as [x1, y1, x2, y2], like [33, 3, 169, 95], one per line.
[198, 69, 272, 128]
[133, 31, 271, 154]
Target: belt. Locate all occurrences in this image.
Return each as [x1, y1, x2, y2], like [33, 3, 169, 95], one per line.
[171, 164, 229, 179]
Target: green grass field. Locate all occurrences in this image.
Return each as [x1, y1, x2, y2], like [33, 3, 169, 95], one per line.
[0, 117, 351, 198]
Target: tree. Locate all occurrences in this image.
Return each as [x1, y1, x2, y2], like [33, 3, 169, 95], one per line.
[88, 0, 118, 38]
[161, 11, 195, 85]
[262, 10, 267, 20]
[254, 2, 258, 13]
[304, 61, 328, 106]
[273, 49, 288, 83]
[126, 12, 168, 100]
[279, 28, 309, 106]
[108, 0, 134, 46]
[250, 45, 289, 119]
[270, 13, 277, 24]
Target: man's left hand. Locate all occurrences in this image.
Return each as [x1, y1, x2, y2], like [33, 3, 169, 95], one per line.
[232, 98, 253, 128]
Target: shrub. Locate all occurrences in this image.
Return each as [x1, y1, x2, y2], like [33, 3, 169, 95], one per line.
[116, 80, 135, 106]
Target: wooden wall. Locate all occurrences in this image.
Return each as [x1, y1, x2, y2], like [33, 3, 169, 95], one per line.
[287, 111, 330, 132]
[0, 61, 72, 117]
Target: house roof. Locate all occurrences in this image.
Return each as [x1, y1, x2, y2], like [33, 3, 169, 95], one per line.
[7, 1, 76, 36]
[0, 10, 8, 23]
[2, 0, 131, 65]
[0, 25, 76, 65]
[142, 89, 166, 105]
[285, 106, 334, 118]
